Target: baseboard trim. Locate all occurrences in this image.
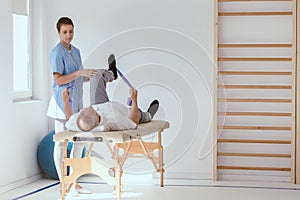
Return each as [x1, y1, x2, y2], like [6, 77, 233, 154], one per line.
[153, 172, 212, 180]
[0, 173, 43, 194]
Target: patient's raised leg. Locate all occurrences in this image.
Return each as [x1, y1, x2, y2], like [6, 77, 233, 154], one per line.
[90, 69, 113, 105]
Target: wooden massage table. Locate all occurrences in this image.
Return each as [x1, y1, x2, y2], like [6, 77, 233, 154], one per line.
[53, 120, 170, 200]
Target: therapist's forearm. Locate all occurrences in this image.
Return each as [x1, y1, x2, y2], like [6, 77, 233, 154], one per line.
[54, 72, 78, 86]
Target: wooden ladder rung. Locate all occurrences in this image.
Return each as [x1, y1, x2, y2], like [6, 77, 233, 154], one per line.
[219, 12, 292, 16]
[218, 85, 292, 89]
[217, 126, 291, 130]
[218, 57, 292, 61]
[218, 43, 292, 48]
[218, 152, 291, 157]
[217, 166, 291, 171]
[218, 112, 291, 116]
[218, 98, 292, 103]
[217, 139, 291, 144]
[218, 71, 292, 75]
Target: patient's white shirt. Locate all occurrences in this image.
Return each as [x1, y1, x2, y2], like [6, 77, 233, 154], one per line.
[65, 101, 137, 132]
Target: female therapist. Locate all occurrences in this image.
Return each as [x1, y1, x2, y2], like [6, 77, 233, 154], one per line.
[47, 17, 97, 194]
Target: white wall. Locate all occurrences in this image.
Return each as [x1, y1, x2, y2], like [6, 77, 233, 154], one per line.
[47, 0, 215, 179]
[0, 0, 49, 192]
[0, 0, 215, 192]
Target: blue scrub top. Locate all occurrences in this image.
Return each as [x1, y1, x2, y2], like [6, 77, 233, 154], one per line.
[50, 42, 84, 114]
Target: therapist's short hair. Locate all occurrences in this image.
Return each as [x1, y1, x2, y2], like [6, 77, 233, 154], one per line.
[56, 17, 74, 32]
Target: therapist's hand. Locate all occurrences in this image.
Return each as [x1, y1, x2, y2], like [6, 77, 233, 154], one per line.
[77, 69, 98, 78]
[62, 88, 70, 103]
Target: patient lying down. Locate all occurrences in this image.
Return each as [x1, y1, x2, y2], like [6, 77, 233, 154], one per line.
[62, 87, 159, 132]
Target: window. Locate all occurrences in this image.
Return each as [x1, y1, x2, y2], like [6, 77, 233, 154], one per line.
[12, 0, 32, 99]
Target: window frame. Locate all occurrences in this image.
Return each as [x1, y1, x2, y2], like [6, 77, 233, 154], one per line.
[12, 0, 33, 100]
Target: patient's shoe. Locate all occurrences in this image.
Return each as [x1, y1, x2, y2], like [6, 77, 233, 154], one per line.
[147, 100, 159, 118]
[108, 54, 118, 80]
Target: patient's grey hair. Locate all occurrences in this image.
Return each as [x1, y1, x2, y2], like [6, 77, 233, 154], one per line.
[76, 107, 98, 132]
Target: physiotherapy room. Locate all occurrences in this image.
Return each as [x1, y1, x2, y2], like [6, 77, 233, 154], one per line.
[0, 0, 300, 199]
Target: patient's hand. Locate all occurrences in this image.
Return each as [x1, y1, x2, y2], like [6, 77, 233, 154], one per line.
[130, 88, 137, 102]
[62, 88, 70, 103]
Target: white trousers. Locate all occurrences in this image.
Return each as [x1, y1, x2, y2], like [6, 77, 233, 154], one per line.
[53, 120, 85, 180]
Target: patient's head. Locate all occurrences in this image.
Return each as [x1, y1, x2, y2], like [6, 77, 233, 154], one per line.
[76, 106, 101, 132]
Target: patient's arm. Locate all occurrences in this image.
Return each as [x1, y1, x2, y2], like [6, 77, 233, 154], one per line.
[129, 88, 140, 125]
[62, 88, 73, 121]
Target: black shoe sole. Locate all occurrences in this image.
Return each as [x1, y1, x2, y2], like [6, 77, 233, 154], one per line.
[108, 54, 118, 79]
